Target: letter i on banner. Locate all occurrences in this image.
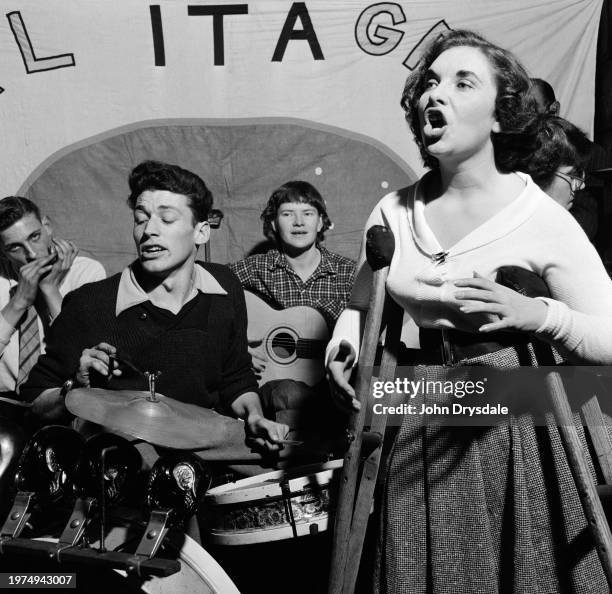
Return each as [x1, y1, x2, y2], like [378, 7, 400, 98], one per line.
[150, 5, 166, 66]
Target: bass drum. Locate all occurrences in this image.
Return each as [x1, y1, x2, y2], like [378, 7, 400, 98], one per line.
[27, 526, 239, 594]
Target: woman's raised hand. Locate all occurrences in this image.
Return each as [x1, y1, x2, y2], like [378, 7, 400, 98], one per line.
[454, 272, 548, 333]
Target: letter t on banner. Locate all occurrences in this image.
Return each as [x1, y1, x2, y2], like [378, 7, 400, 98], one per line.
[187, 4, 249, 66]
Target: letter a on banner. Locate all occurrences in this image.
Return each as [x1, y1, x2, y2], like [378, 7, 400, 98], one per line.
[7, 11, 75, 73]
[272, 2, 324, 61]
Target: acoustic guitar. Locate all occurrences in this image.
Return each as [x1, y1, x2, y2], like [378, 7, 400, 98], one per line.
[244, 291, 329, 386]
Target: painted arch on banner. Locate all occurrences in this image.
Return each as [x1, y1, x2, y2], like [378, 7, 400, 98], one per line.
[0, 0, 602, 273]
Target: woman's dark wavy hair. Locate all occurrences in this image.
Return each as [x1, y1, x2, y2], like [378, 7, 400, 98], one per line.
[261, 181, 332, 245]
[520, 115, 591, 188]
[127, 160, 213, 223]
[400, 29, 538, 172]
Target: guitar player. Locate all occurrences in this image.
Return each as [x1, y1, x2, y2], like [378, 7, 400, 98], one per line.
[229, 181, 355, 436]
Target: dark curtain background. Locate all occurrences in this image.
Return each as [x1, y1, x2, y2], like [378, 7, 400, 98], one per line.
[587, 0, 612, 267]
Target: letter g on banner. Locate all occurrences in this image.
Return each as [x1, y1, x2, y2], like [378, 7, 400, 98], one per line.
[354, 3, 406, 56]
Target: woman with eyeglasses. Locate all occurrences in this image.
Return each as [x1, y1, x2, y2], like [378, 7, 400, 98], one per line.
[326, 29, 612, 593]
[523, 115, 590, 210]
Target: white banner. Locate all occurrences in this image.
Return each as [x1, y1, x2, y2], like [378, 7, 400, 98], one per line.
[0, 0, 602, 271]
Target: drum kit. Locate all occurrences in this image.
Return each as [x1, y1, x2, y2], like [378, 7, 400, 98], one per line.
[0, 385, 344, 592]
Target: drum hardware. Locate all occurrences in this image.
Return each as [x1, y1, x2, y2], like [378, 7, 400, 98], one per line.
[0, 504, 180, 578]
[13, 426, 84, 509]
[144, 370, 162, 402]
[3, 426, 84, 541]
[207, 209, 224, 229]
[127, 508, 173, 577]
[279, 478, 298, 538]
[205, 209, 224, 263]
[0, 432, 242, 591]
[52, 497, 97, 561]
[74, 434, 142, 507]
[0, 531, 181, 578]
[146, 454, 212, 528]
[99, 445, 119, 553]
[0, 433, 182, 579]
[0, 491, 34, 542]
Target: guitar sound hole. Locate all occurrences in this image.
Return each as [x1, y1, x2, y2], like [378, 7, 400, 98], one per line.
[271, 332, 296, 359]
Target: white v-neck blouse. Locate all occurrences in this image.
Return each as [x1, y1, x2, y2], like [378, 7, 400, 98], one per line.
[328, 173, 612, 364]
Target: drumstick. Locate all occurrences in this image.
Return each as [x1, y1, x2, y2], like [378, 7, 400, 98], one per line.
[328, 226, 394, 594]
[0, 396, 31, 408]
[109, 354, 145, 377]
[277, 439, 304, 446]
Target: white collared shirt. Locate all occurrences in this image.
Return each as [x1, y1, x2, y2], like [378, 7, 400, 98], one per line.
[115, 262, 227, 316]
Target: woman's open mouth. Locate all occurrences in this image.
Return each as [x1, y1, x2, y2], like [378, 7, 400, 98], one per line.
[423, 109, 448, 141]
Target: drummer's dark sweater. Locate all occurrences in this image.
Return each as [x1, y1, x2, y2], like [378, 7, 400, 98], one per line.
[20, 262, 258, 413]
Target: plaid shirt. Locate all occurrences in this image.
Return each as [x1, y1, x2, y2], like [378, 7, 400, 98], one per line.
[229, 247, 355, 329]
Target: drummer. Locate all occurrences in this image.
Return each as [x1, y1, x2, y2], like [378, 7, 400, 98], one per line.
[19, 160, 287, 452]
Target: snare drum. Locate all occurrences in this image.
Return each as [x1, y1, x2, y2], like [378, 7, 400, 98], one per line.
[204, 459, 342, 545]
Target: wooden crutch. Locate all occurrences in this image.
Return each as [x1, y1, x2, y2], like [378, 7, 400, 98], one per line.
[546, 371, 612, 586]
[340, 295, 404, 594]
[328, 226, 395, 594]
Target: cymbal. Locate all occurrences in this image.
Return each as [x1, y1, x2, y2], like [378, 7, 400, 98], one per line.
[66, 388, 254, 455]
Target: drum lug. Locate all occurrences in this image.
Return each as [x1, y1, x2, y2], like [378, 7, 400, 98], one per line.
[279, 479, 299, 539]
[128, 507, 172, 575]
[0, 491, 34, 543]
[53, 497, 97, 561]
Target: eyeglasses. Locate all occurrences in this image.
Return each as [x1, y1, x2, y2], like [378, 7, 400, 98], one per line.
[553, 171, 585, 196]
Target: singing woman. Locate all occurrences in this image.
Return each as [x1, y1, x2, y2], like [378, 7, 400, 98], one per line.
[327, 29, 612, 593]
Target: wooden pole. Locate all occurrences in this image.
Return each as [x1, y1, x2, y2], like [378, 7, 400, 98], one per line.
[341, 296, 403, 594]
[327, 267, 389, 594]
[546, 371, 612, 586]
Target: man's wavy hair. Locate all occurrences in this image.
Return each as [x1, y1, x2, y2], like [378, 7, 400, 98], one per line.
[261, 181, 332, 246]
[400, 29, 538, 172]
[521, 115, 591, 189]
[127, 160, 213, 223]
[0, 196, 41, 233]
